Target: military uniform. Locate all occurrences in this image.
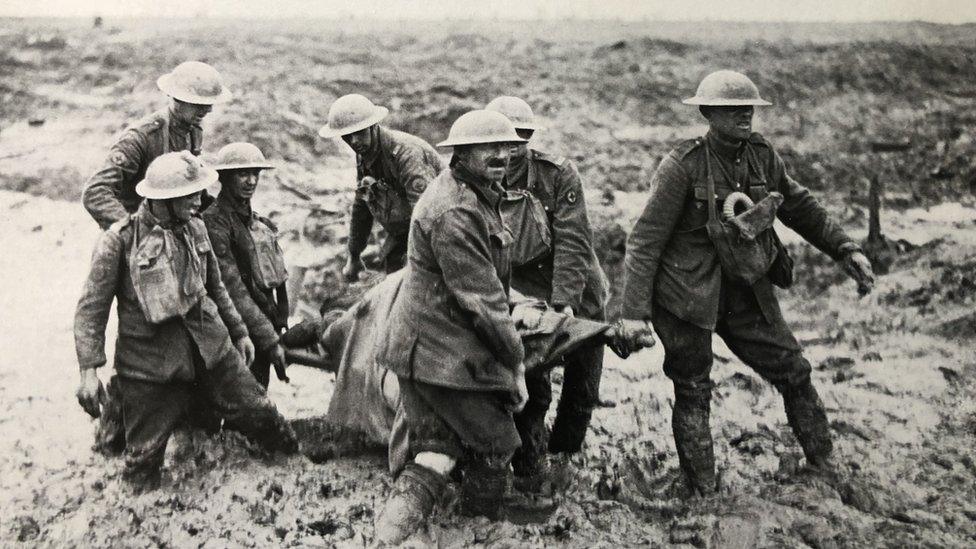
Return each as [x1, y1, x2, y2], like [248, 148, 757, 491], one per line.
[347, 126, 444, 273]
[622, 131, 858, 492]
[375, 160, 524, 464]
[83, 109, 203, 229]
[503, 149, 609, 478]
[203, 191, 289, 387]
[74, 202, 297, 489]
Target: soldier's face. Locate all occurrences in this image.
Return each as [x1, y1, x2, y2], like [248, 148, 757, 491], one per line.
[342, 127, 374, 155]
[460, 142, 511, 183]
[224, 169, 261, 201]
[172, 99, 212, 127]
[165, 192, 202, 223]
[509, 129, 533, 158]
[705, 105, 754, 142]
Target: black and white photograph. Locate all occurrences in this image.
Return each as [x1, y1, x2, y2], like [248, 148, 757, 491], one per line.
[1, 0, 975, 546]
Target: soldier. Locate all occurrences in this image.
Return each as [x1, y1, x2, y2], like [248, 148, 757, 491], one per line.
[485, 96, 610, 491]
[620, 71, 875, 496]
[202, 143, 290, 388]
[83, 61, 231, 229]
[74, 152, 298, 492]
[371, 111, 529, 544]
[317, 94, 444, 280]
[81, 61, 231, 454]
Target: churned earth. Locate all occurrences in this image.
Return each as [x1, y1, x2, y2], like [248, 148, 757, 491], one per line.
[2, 16, 976, 548]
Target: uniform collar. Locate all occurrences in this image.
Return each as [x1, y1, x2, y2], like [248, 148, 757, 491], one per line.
[705, 130, 746, 159]
[359, 125, 386, 165]
[136, 200, 189, 231]
[167, 106, 200, 134]
[450, 158, 503, 207]
[504, 150, 529, 190]
[216, 190, 253, 220]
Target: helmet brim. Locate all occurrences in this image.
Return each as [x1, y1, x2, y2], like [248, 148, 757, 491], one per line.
[681, 97, 772, 106]
[317, 106, 389, 139]
[158, 74, 233, 105]
[135, 166, 219, 199]
[511, 121, 545, 131]
[436, 136, 527, 148]
[212, 162, 276, 171]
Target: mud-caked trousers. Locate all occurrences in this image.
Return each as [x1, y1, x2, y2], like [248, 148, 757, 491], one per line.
[115, 350, 298, 491]
[651, 278, 833, 494]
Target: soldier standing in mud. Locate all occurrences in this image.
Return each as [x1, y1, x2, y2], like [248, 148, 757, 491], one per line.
[371, 111, 531, 544]
[620, 71, 876, 496]
[318, 93, 444, 280]
[485, 96, 610, 492]
[80, 60, 232, 454]
[202, 143, 290, 388]
[74, 151, 298, 492]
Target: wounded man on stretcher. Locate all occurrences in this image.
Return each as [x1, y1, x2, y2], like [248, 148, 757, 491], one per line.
[279, 269, 655, 474]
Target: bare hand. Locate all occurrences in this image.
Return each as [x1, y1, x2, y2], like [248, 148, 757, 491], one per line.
[76, 369, 105, 419]
[235, 336, 255, 367]
[608, 319, 656, 358]
[342, 255, 365, 283]
[270, 343, 289, 383]
[554, 304, 575, 318]
[511, 303, 544, 330]
[506, 364, 529, 413]
[843, 251, 875, 296]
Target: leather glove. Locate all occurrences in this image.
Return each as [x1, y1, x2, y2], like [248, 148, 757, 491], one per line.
[235, 336, 255, 367]
[506, 363, 529, 413]
[269, 343, 289, 383]
[843, 251, 875, 296]
[342, 254, 365, 283]
[76, 368, 106, 419]
[511, 303, 544, 330]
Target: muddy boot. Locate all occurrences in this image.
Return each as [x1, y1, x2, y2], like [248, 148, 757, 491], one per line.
[513, 456, 549, 495]
[93, 376, 125, 456]
[672, 389, 716, 496]
[459, 456, 510, 520]
[374, 463, 447, 545]
[779, 378, 833, 468]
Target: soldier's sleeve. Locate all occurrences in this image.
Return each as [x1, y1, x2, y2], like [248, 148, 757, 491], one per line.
[621, 153, 691, 320]
[548, 159, 597, 312]
[771, 150, 859, 260]
[347, 194, 373, 258]
[431, 207, 525, 371]
[205, 216, 279, 350]
[74, 231, 122, 370]
[82, 130, 144, 229]
[396, 147, 440, 208]
[201, 230, 249, 342]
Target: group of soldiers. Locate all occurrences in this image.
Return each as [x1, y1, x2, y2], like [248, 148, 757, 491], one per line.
[73, 60, 875, 543]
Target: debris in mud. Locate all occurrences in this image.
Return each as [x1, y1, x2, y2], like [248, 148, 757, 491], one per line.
[14, 515, 39, 542]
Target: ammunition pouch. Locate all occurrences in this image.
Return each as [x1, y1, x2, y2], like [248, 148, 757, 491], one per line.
[248, 216, 288, 290]
[129, 222, 206, 324]
[500, 189, 552, 267]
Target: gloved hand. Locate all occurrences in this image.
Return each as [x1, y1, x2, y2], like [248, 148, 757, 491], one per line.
[235, 336, 255, 367]
[269, 343, 289, 383]
[506, 363, 529, 413]
[76, 368, 106, 419]
[342, 254, 365, 282]
[608, 319, 656, 359]
[843, 251, 875, 296]
[553, 304, 575, 318]
[511, 303, 544, 330]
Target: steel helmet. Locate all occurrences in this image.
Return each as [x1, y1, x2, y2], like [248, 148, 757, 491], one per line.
[485, 96, 545, 131]
[318, 94, 389, 138]
[212, 142, 275, 171]
[436, 110, 527, 148]
[682, 70, 771, 106]
[136, 151, 218, 199]
[157, 61, 233, 105]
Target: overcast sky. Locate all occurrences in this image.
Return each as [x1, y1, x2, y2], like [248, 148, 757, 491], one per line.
[3, 0, 976, 23]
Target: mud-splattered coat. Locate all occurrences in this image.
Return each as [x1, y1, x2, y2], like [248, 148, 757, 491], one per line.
[347, 126, 444, 263]
[506, 149, 609, 320]
[202, 191, 286, 353]
[375, 165, 524, 392]
[74, 202, 248, 383]
[83, 108, 203, 229]
[623, 132, 859, 329]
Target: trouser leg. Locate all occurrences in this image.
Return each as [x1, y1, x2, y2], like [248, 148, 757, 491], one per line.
[512, 370, 552, 479]
[117, 376, 189, 492]
[651, 305, 717, 495]
[383, 235, 409, 274]
[249, 350, 272, 389]
[716, 280, 833, 467]
[203, 351, 298, 454]
[549, 340, 604, 453]
[93, 374, 126, 455]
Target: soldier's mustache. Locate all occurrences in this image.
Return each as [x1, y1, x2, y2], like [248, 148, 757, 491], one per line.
[487, 158, 506, 168]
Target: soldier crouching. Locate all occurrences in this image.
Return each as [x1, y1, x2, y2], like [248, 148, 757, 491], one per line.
[73, 151, 298, 492]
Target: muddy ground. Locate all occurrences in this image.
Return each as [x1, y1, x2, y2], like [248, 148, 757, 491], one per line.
[1, 17, 976, 548]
